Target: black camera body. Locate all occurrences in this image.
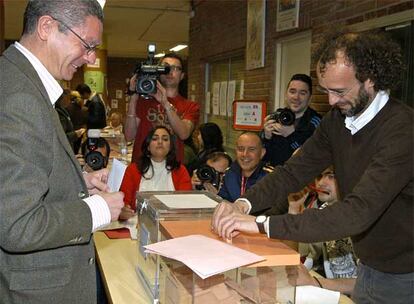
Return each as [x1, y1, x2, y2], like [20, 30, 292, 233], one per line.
[85, 129, 106, 171]
[269, 108, 296, 126]
[196, 165, 221, 190]
[134, 44, 170, 98]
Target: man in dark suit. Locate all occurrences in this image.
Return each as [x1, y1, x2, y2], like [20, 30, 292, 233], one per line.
[0, 1, 124, 303]
[76, 83, 107, 129]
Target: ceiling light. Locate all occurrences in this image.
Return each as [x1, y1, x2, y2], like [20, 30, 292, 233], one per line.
[169, 45, 188, 52]
[155, 53, 165, 58]
[96, 0, 106, 9]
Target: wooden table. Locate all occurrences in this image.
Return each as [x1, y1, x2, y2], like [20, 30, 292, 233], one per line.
[94, 232, 151, 304]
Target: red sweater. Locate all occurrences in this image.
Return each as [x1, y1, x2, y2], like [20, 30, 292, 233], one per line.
[120, 163, 192, 210]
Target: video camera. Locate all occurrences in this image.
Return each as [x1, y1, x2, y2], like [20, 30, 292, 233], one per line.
[133, 44, 170, 98]
[84, 129, 109, 171]
[196, 165, 222, 190]
[269, 108, 295, 126]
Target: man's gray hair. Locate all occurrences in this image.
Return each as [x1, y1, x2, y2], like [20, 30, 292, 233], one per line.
[23, 0, 103, 35]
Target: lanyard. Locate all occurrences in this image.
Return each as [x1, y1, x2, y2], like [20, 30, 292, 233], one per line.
[240, 176, 247, 196]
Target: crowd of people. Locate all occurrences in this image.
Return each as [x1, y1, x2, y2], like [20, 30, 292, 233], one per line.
[1, 0, 412, 303]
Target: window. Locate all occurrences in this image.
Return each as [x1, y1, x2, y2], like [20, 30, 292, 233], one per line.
[205, 56, 245, 155]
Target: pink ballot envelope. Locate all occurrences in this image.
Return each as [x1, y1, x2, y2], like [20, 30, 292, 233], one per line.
[144, 234, 265, 279]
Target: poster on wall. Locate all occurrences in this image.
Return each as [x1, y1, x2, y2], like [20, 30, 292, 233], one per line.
[111, 99, 118, 109]
[276, 0, 300, 32]
[84, 71, 104, 93]
[205, 91, 211, 114]
[87, 58, 100, 68]
[246, 0, 266, 70]
[212, 82, 220, 115]
[239, 80, 245, 99]
[115, 89, 123, 99]
[233, 100, 267, 131]
[219, 81, 228, 116]
[227, 80, 236, 115]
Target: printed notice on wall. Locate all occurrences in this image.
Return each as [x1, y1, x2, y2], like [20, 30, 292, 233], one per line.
[227, 80, 236, 115]
[219, 81, 228, 116]
[233, 100, 267, 131]
[212, 82, 220, 115]
[205, 91, 211, 114]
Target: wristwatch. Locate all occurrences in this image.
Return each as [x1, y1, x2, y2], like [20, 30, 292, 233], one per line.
[255, 215, 267, 234]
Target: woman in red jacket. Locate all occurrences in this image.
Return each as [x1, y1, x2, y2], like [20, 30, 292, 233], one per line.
[119, 126, 191, 219]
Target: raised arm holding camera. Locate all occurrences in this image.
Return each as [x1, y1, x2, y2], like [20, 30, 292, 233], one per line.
[124, 50, 200, 164]
[262, 74, 321, 166]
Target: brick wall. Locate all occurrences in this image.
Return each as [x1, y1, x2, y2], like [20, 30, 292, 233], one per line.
[188, 0, 413, 117]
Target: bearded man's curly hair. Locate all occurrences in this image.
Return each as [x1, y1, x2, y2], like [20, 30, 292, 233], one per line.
[313, 29, 405, 92]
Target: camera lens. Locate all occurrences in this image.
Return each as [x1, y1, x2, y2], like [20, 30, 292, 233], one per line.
[85, 151, 105, 171]
[137, 76, 156, 95]
[278, 109, 295, 125]
[196, 165, 221, 190]
[197, 166, 215, 182]
[270, 108, 295, 126]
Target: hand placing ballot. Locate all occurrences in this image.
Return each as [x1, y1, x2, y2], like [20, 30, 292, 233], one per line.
[211, 200, 258, 240]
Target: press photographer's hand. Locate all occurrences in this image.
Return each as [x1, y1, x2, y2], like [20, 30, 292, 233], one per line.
[273, 123, 295, 137]
[129, 74, 137, 93]
[263, 115, 277, 139]
[151, 81, 169, 108]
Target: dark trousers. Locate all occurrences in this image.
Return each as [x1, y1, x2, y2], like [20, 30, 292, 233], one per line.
[96, 264, 108, 304]
[352, 263, 414, 303]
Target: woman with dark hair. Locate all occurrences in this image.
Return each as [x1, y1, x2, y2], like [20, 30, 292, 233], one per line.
[187, 122, 224, 174]
[119, 126, 191, 219]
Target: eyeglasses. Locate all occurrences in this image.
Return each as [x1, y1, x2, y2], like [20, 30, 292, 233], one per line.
[51, 17, 99, 56]
[316, 82, 359, 98]
[163, 64, 182, 72]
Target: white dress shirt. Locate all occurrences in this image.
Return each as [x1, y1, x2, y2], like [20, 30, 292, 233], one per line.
[345, 90, 389, 135]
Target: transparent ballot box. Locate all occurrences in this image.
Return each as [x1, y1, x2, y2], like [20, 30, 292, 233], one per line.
[136, 191, 222, 303]
[158, 220, 300, 304]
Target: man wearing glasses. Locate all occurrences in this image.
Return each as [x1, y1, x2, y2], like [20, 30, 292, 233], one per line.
[0, 1, 124, 303]
[124, 53, 200, 164]
[212, 30, 413, 303]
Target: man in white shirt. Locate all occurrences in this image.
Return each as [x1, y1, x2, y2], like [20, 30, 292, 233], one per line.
[0, 1, 123, 303]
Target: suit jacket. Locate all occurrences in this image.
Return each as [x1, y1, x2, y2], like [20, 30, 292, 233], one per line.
[55, 103, 78, 152]
[0, 45, 97, 303]
[85, 93, 106, 129]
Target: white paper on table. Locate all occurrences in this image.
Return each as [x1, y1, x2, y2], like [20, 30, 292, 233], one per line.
[107, 158, 127, 192]
[296, 286, 340, 304]
[154, 194, 218, 209]
[144, 235, 265, 279]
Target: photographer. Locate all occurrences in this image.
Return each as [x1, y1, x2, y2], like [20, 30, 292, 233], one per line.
[124, 53, 200, 164]
[191, 152, 232, 194]
[218, 133, 272, 204]
[80, 131, 110, 173]
[262, 74, 321, 166]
